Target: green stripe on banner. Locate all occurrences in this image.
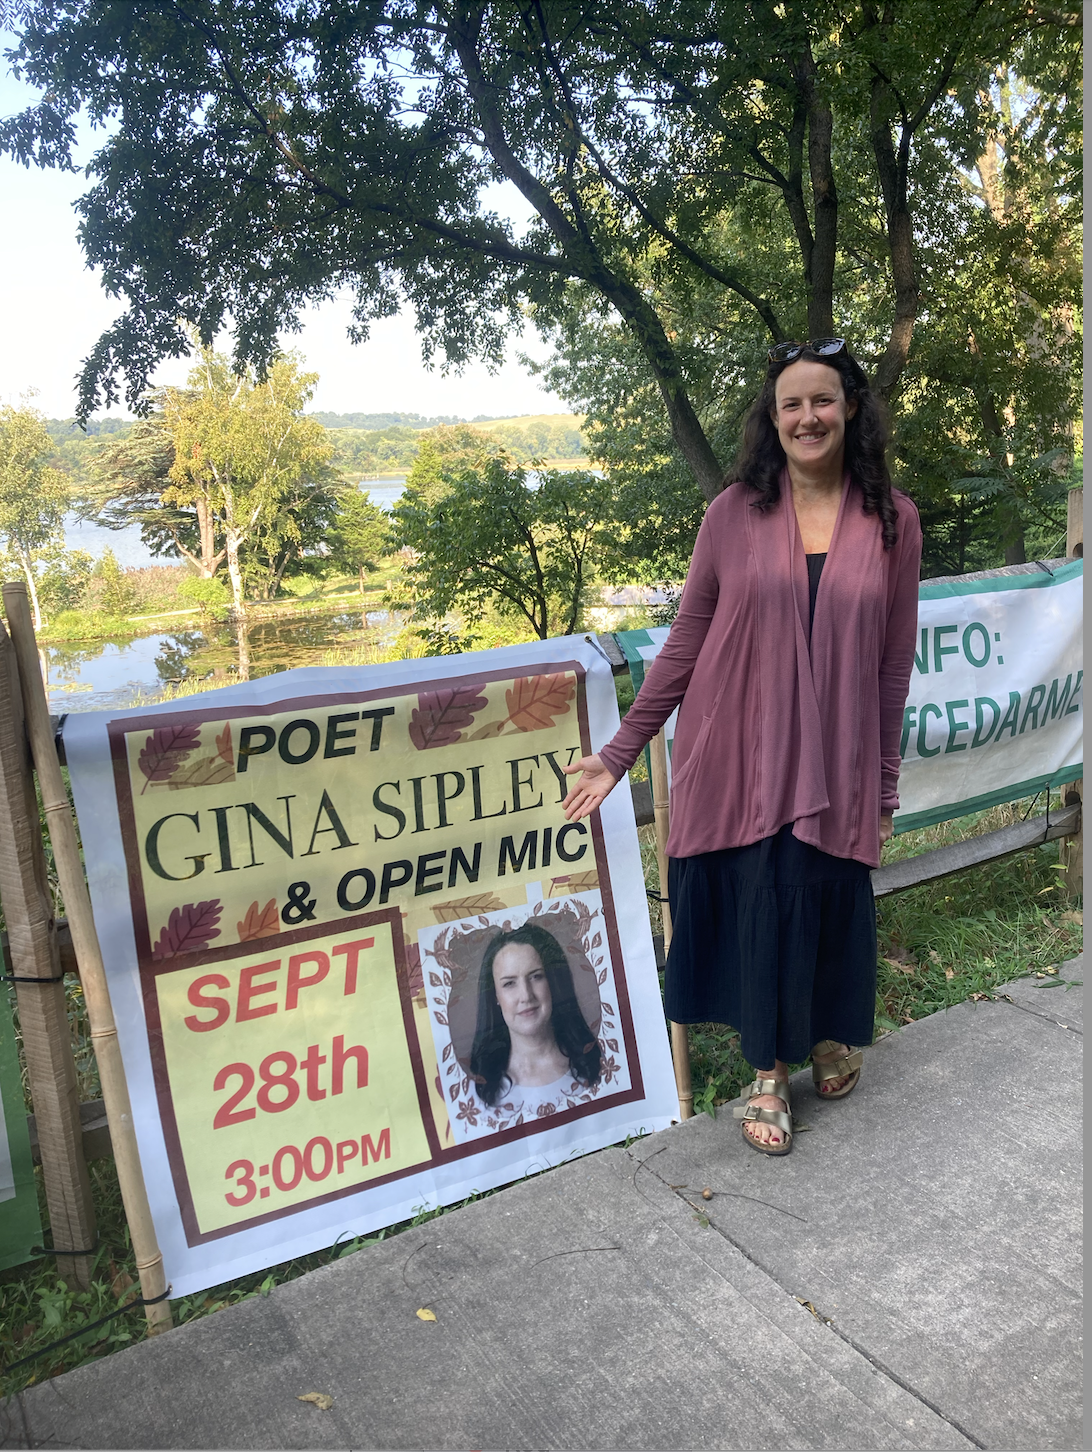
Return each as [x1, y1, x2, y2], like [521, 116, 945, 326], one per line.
[918, 558, 1083, 600]
[892, 763, 1083, 835]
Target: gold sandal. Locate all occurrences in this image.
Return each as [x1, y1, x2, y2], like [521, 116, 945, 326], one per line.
[733, 1074, 793, 1156]
[811, 1040, 863, 1099]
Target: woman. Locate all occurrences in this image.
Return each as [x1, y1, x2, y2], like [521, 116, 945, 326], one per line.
[563, 338, 921, 1155]
[470, 922, 602, 1109]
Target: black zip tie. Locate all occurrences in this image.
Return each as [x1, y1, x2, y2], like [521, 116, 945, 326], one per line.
[645, 889, 669, 904]
[30, 1240, 99, 1257]
[3, 974, 65, 984]
[1, 1285, 172, 1379]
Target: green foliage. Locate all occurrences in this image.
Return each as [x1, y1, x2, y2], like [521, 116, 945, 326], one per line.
[90, 548, 136, 617]
[162, 349, 338, 610]
[6, 0, 1074, 521]
[38, 609, 135, 641]
[328, 417, 586, 481]
[325, 489, 391, 590]
[394, 456, 614, 640]
[0, 401, 71, 626]
[177, 574, 231, 617]
[34, 547, 94, 615]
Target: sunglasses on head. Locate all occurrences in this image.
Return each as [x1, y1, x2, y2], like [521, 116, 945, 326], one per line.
[768, 336, 847, 364]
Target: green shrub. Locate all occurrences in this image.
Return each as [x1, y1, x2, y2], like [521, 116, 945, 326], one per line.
[178, 575, 230, 617]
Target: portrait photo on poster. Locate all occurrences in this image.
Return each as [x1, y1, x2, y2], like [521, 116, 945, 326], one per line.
[418, 892, 633, 1143]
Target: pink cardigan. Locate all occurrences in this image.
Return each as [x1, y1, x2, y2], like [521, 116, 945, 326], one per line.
[600, 474, 922, 868]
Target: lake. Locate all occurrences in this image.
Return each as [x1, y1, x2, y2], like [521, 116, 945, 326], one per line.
[62, 478, 407, 569]
[44, 604, 407, 715]
[48, 480, 409, 712]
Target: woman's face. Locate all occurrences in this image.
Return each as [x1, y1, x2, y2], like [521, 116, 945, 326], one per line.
[770, 359, 857, 475]
[492, 942, 553, 1038]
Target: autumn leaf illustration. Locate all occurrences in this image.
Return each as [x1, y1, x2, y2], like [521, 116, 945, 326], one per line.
[431, 893, 507, 923]
[466, 717, 509, 741]
[237, 899, 279, 942]
[151, 900, 223, 960]
[504, 673, 575, 731]
[137, 723, 200, 792]
[166, 752, 236, 790]
[547, 871, 599, 897]
[408, 685, 489, 750]
[215, 723, 234, 766]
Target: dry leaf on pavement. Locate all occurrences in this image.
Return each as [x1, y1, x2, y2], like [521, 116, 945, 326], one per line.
[416, 1307, 437, 1322]
[297, 1393, 333, 1411]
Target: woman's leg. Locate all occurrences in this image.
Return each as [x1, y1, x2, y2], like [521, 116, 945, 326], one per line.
[742, 1058, 790, 1146]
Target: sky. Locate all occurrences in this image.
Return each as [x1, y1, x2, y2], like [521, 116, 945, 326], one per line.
[0, 55, 565, 423]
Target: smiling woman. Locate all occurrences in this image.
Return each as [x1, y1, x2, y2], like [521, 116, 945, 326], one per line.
[562, 341, 923, 1158]
[469, 922, 601, 1110]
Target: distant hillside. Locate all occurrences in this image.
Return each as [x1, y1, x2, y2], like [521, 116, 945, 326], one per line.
[308, 410, 479, 430]
[46, 416, 133, 442]
[41, 411, 587, 490]
[330, 413, 586, 478]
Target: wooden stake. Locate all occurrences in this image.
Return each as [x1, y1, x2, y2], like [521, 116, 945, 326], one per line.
[3, 585, 172, 1334]
[649, 728, 693, 1119]
[1061, 486, 1083, 899]
[0, 618, 96, 1287]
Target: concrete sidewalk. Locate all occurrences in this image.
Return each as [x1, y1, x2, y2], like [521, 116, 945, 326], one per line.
[2, 967, 1082, 1452]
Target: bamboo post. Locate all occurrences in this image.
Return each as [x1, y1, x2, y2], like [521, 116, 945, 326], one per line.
[0, 617, 97, 1288]
[1061, 486, 1083, 899]
[3, 584, 172, 1333]
[649, 728, 693, 1119]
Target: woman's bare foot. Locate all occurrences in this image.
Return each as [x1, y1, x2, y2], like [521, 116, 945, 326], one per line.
[742, 1060, 789, 1147]
[812, 1041, 854, 1094]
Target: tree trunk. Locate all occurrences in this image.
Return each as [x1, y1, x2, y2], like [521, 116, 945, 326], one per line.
[224, 526, 247, 620]
[195, 495, 219, 577]
[18, 550, 42, 630]
[797, 44, 837, 338]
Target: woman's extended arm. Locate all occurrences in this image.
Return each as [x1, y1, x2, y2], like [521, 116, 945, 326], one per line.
[563, 498, 724, 821]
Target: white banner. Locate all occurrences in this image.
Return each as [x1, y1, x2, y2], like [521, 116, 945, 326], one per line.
[63, 637, 678, 1299]
[896, 560, 1082, 830]
[616, 559, 1083, 832]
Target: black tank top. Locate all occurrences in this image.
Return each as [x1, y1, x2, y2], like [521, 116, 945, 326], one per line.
[806, 552, 827, 627]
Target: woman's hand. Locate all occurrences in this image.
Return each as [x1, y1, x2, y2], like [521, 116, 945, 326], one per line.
[561, 754, 619, 821]
[879, 813, 894, 847]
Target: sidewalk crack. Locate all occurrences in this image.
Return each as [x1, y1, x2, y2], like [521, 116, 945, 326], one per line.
[632, 1146, 989, 1450]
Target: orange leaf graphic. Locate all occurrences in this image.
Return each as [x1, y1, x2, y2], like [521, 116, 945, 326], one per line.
[167, 752, 236, 789]
[215, 723, 234, 765]
[237, 898, 280, 942]
[504, 673, 575, 731]
[431, 893, 507, 923]
[547, 870, 599, 897]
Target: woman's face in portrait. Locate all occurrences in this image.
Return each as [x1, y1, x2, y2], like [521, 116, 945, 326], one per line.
[491, 942, 553, 1039]
[771, 359, 857, 475]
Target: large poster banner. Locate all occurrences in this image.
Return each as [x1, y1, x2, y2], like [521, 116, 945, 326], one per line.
[63, 639, 677, 1297]
[616, 558, 1083, 832]
[0, 976, 43, 1271]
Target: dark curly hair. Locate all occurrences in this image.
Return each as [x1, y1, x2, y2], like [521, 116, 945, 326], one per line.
[469, 922, 601, 1108]
[731, 344, 899, 549]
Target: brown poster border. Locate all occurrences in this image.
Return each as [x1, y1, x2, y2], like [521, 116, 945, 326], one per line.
[107, 657, 648, 1241]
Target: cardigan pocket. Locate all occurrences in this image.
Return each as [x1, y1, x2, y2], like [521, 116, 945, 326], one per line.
[668, 714, 714, 792]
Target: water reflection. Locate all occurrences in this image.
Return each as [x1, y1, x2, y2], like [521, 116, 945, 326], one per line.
[44, 604, 404, 713]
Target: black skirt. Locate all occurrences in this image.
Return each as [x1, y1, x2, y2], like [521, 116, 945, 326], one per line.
[665, 823, 877, 1070]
